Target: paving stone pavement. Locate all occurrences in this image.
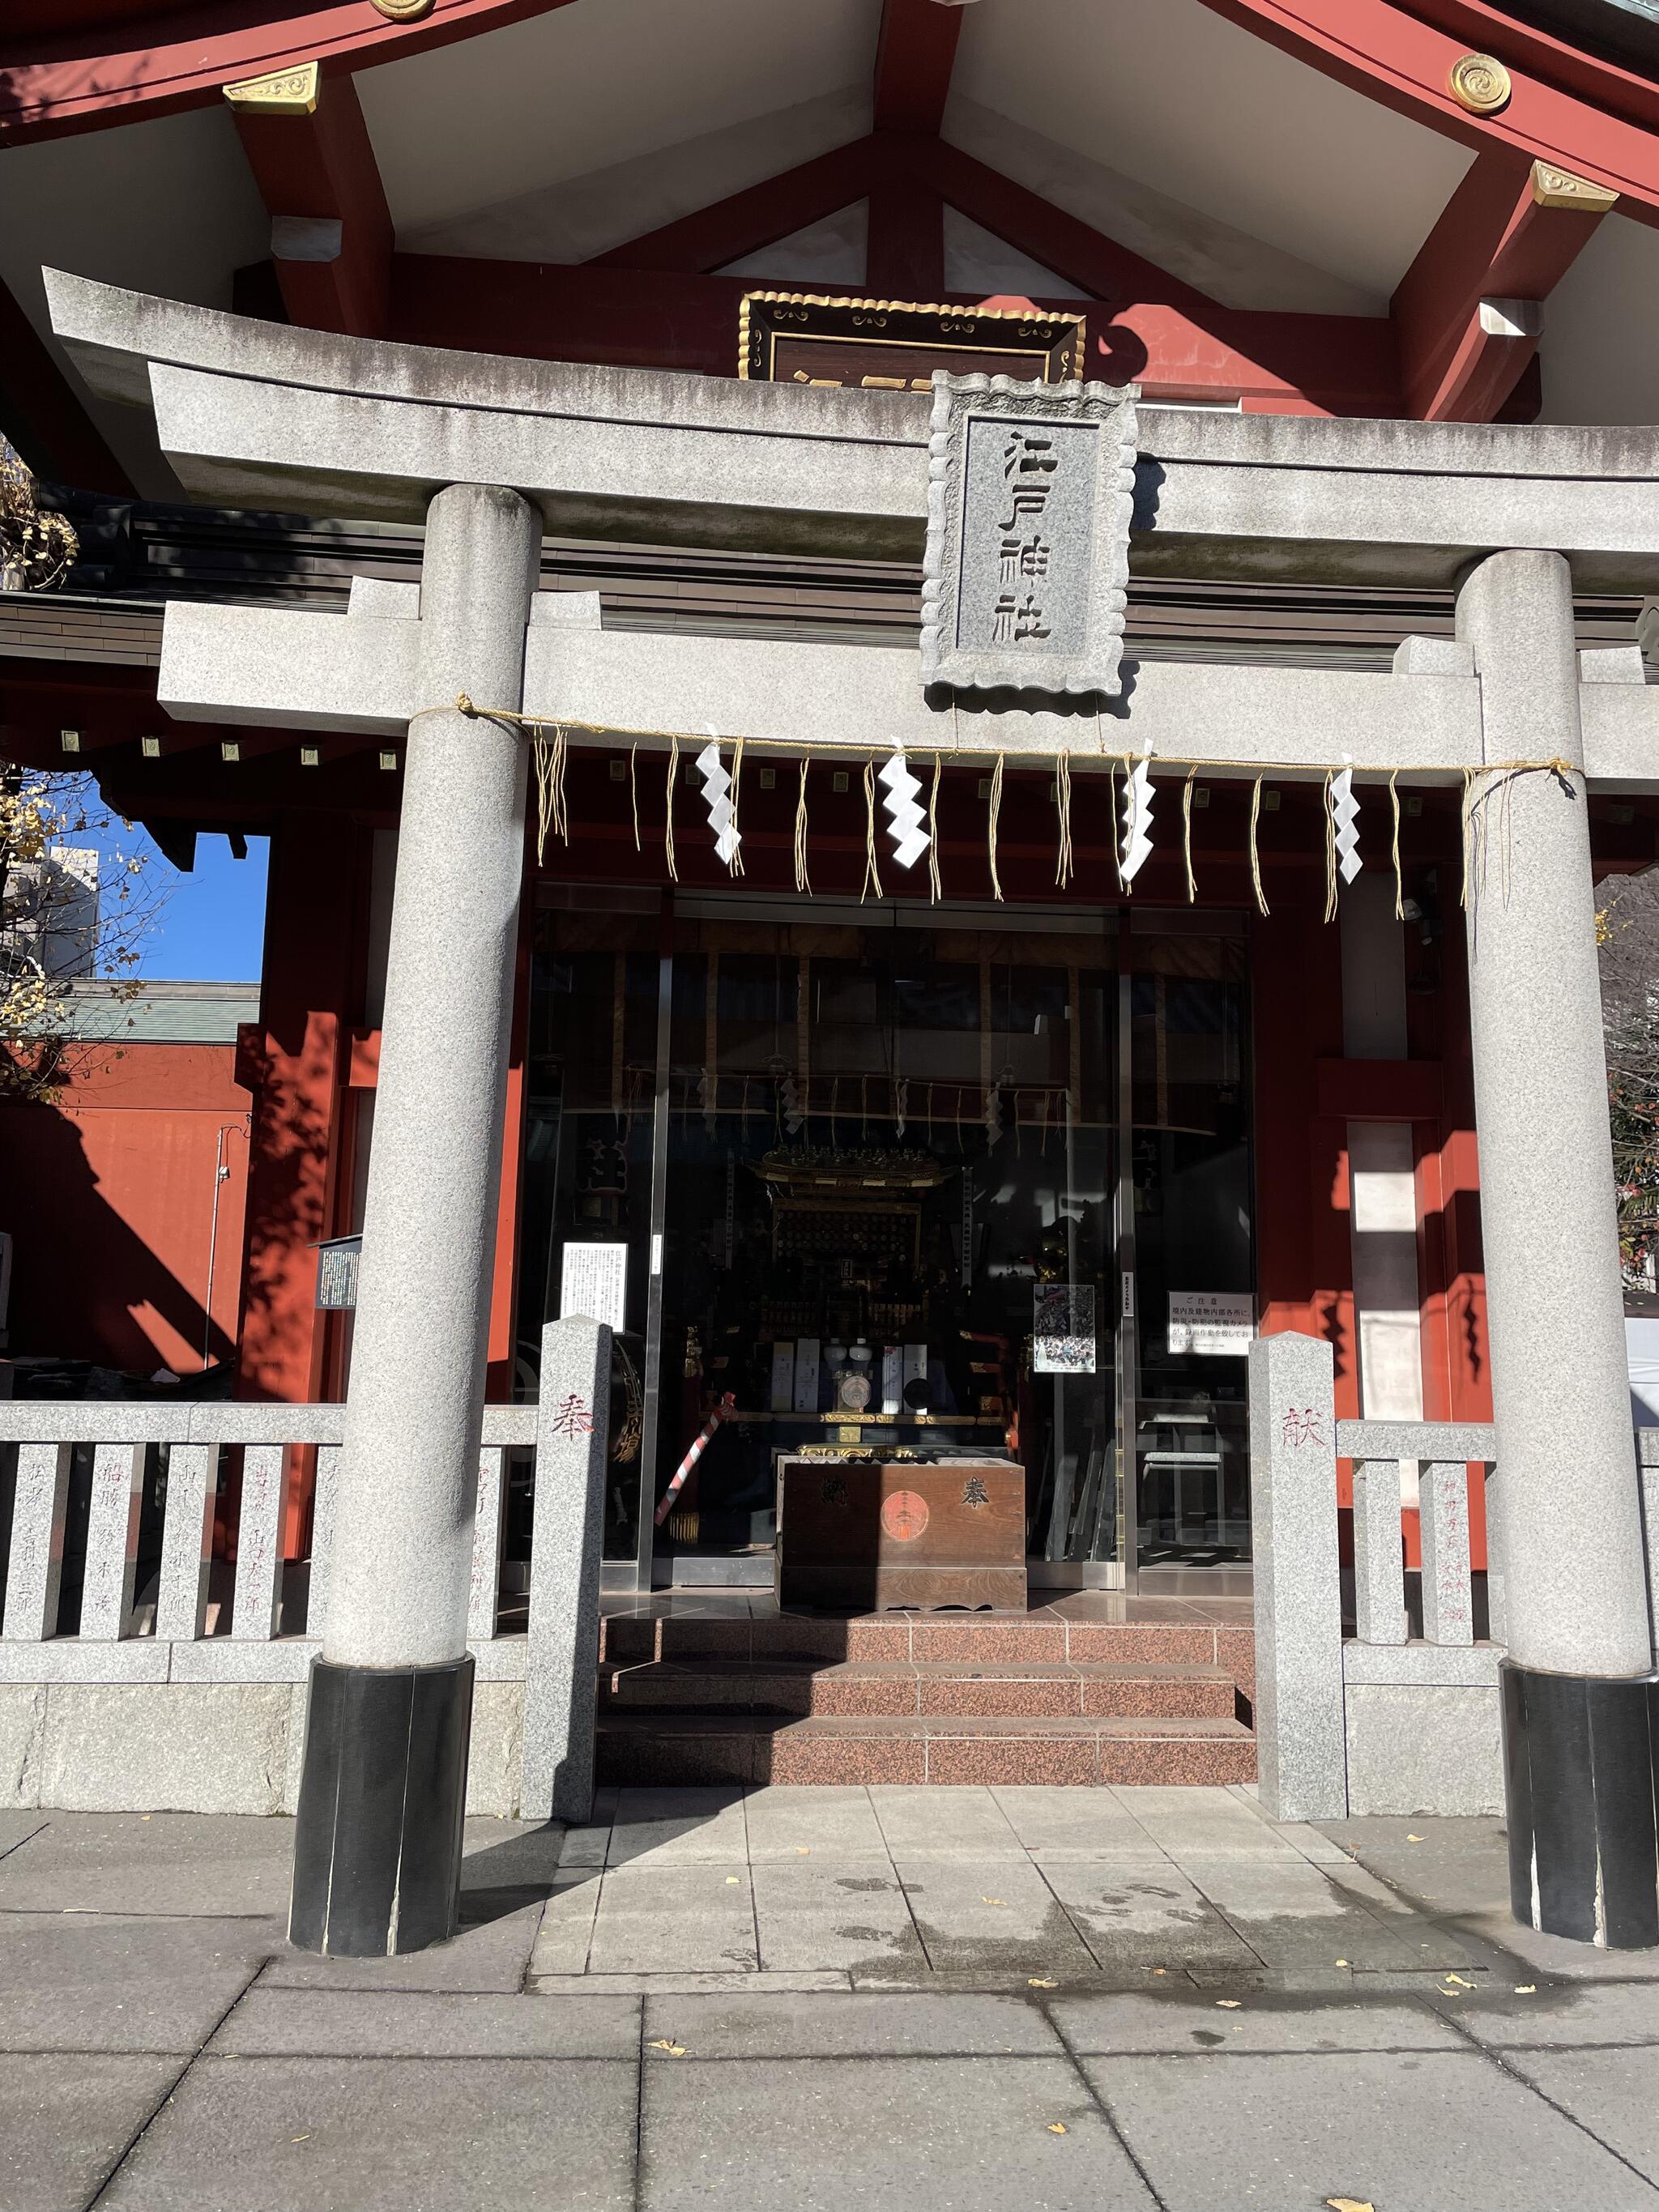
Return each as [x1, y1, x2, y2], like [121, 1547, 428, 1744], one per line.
[4, 1789, 1659, 2209]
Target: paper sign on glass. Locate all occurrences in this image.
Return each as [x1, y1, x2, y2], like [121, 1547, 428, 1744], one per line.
[560, 1241, 628, 1333]
[1034, 1285, 1097, 1374]
[1167, 1290, 1254, 1357]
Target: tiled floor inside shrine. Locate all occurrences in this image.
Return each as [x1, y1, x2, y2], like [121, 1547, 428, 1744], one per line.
[593, 1591, 1257, 1788]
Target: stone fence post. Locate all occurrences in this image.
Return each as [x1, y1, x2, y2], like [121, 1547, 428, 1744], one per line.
[1250, 1331, 1346, 1822]
[520, 1315, 612, 1824]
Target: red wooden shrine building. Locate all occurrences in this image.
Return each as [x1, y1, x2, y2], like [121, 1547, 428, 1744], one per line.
[3, 0, 1658, 1600]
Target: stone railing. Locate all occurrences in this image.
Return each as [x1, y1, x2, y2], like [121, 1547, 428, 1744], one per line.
[1250, 1331, 1659, 1822]
[0, 1317, 610, 1822]
[1339, 1417, 1501, 1820]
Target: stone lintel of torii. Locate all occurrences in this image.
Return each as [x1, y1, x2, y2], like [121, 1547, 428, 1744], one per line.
[156, 585, 1659, 791]
[46, 270, 1659, 1958]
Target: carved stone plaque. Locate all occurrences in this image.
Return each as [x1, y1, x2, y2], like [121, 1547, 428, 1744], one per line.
[921, 373, 1139, 702]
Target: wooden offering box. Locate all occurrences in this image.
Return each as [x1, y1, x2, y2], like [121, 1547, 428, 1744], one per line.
[776, 1458, 1026, 1612]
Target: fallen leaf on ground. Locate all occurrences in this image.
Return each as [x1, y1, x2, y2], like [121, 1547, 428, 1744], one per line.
[1515, 1984, 1537, 1995]
[1047, 2123, 1068, 2136]
[648, 2040, 687, 2056]
[1325, 2199, 1375, 2212]
[1334, 1958, 1349, 1967]
[795, 1847, 811, 1856]
[291, 2136, 311, 2145]
[724, 1877, 740, 1886]
[982, 1897, 1005, 1906]
[1029, 1978, 1058, 1989]
[1152, 1968, 1166, 1976]
[1405, 1834, 1424, 1843]
[1215, 2000, 1243, 2010]
[1443, 1973, 1474, 1988]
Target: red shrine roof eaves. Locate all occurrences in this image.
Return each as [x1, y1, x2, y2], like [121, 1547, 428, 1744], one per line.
[4, 0, 1659, 228]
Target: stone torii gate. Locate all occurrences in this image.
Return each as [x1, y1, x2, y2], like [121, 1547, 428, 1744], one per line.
[46, 270, 1659, 1954]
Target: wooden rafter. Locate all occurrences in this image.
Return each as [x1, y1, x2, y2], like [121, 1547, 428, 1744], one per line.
[1392, 152, 1611, 421]
[873, 0, 965, 135]
[1193, 0, 1659, 227]
[588, 139, 878, 276]
[232, 74, 394, 339]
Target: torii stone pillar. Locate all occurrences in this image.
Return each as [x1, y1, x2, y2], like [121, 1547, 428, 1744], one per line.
[288, 482, 541, 1956]
[1458, 549, 1659, 1950]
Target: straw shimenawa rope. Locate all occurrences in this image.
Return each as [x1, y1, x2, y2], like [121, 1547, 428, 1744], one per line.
[448, 697, 1579, 919]
[629, 742, 642, 853]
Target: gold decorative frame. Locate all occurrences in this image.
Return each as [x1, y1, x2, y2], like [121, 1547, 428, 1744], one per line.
[739, 292, 1086, 386]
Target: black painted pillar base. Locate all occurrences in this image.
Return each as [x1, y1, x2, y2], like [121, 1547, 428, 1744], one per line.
[1502, 1657, 1659, 1950]
[289, 1655, 475, 1958]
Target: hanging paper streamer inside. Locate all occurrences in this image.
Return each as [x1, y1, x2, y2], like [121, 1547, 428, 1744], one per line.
[878, 750, 931, 872]
[694, 739, 741, 867]
[1120, 753, 1155, 883]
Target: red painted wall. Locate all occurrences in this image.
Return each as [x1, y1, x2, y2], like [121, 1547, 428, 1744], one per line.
[1, 1042, 249, 1375]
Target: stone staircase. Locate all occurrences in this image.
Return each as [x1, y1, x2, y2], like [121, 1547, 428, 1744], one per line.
[595, 1608, 1256, 1787]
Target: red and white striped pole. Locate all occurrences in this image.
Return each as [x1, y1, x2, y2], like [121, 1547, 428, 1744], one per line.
[653, 1392, 737, 1527]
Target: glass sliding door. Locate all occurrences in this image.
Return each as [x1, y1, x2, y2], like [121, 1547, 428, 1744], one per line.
[516, 892, 1260, 1596]
[647, 902, 1124, 1586]
[1125, 920, 1256, 1588]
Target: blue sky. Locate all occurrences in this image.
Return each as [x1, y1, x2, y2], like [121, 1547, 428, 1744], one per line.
[88, 818, 269, 982]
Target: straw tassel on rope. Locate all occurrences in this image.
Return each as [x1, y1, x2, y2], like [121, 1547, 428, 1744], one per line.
[629, 742, 641, 853]
[727, 735, 745, 878]
[1321, 766, 1338, 925]
[861, 757, 884, 903]
[794, 757, 812, 895]
[531, 720, 570, 865]
[532, 728, 552, 866]
[1054, 751, 1075, 889]
[928, 752, 943, 904]
[1248, 774, 1269, 917]
[664, 733, 679, 882]
[987, 752, 1005, 902]
[1389, 769, 1403, 921]
[1181, 765, 1198, 905]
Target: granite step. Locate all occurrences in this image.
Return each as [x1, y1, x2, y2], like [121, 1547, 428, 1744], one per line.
[599, 1656, 1242, 1722]
[594, 1711, 1256, 1788]
[599, 1611, 1254, 1700]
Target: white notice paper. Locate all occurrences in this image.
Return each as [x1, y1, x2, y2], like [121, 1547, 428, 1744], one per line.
[560, 1241, 628, 1333]
[1167, 1290, 1254, 1357]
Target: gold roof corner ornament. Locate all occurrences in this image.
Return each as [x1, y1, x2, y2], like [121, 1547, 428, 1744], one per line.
[1530, 160, 1619, 213]
[222, 62, 320, 114]
[1448, 52, 1512, 115]
[0, 435, 78, 595]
